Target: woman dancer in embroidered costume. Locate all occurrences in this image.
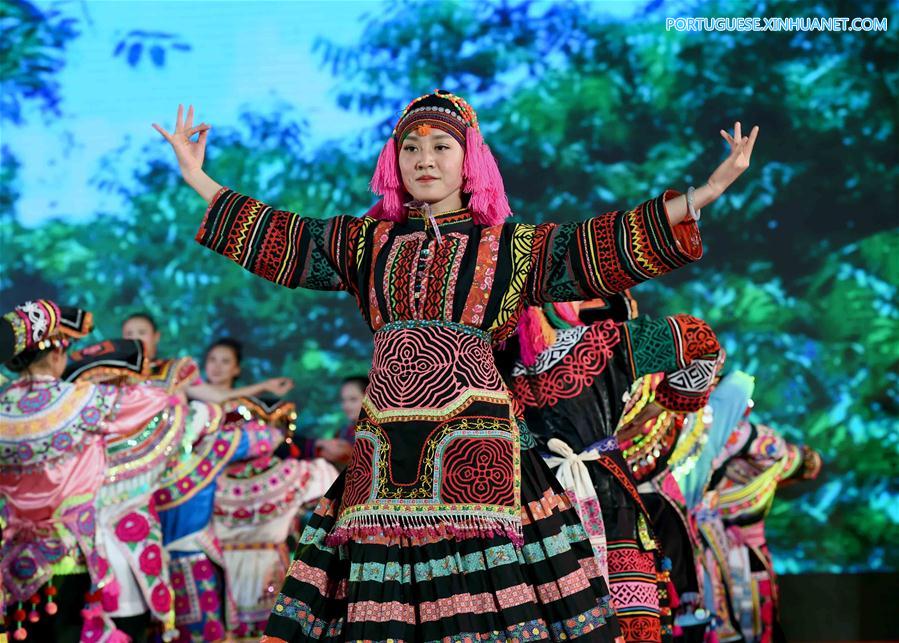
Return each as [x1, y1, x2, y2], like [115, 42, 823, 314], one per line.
[498, 294, 721, 643]
[0, 301, 174, 643]
[116, 317, 292, 642]
[615, 372, 717, 641]
[623, 371, 757, 642]
[203, 337, 339, 642]
[63, 338, 186, 642]
[618, 374, 745, 641]
[152, 379, 288, 642]
[705, 420, 820, 643]
[154, 91, 758, 641]
[205, 337, 352, 465]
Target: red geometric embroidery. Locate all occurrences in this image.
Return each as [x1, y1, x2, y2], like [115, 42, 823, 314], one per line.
[383, 234, 422, 323]
[585, 213, 635, 294]
[608, 546, 656, 575]
[256, 211, 293, 284]
[421, 235, 468, 320]
[511, 321, 622, 407]
[668, 314, 720, 365]
[619, 614, 662, 643]
[342, 437, 374, 508]
[441, 437, 515, 505]
[367, 324, 502, 412]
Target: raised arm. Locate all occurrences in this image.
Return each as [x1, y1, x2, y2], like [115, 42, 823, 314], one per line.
[738, 423, 822, 485]
[153, 105, 363, 291]
[152, 104, 221, 201]
[524, 122, 759, 304]
[195, 189, 363, 291]
[186, 377, 294, 405]
[524, 190, 703, 304]
[94, 382, 177, 438]
[662, 121, 760, 225]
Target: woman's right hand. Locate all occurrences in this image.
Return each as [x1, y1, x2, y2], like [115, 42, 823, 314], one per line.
[264, 377, 295, 397]
[152, 104, 211, 179]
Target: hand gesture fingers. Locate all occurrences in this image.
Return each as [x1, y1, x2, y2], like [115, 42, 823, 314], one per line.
[196, 127, 210, 149]
[186, 123, 211, 138]
[720, 122, 760, 156]
[151, 123, 174, 143]
[153, 104, 211, 177]
[266, 377, 295, 395]
[707, 121, 760, 198]
[744, 124, 760, 156]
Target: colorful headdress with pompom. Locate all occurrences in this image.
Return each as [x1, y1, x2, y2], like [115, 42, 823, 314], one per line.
[367, 89, 512, 225]
[2, 300, 93, 369]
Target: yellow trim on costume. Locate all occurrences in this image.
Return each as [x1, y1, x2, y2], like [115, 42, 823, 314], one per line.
[106, 404, 186, 479]
[362, 388, 510, 423]
[717, 460, 786, 518]
[491, 223, 535, 331]
[580, 217, 611, 295]
[275, 209, 300, 285]
[357, 217, 377, 272]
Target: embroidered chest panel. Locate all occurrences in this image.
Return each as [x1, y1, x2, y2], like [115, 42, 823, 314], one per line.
[361, 222, 535, 342]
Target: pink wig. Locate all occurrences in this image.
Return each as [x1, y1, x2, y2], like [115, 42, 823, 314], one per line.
[365, 137, 405, 221]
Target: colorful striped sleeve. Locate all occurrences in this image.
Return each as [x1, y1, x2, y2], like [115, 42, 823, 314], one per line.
[524, 189, 702, 304]
[623, 313, 722, 412]
[195, 187, 363, 292]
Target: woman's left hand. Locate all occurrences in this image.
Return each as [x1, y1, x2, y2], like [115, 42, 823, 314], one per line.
[662, 121, 760, 224]
[706, 121, 760, 197]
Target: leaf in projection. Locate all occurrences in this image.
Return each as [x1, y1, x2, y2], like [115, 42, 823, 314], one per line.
[150, 45, 165, 67]
[127, 42, 142, 67]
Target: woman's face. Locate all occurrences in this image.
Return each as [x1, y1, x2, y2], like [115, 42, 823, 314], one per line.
[204, 345, 240, 388]
[398, 131, 464, 211]
[122, 318, 160, 360]
[340, 381, 365, 423]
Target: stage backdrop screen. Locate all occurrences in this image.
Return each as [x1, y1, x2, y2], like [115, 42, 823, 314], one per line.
[2, 0, 896, 575]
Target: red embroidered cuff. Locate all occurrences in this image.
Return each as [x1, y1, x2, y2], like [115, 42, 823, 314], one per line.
[659, 189, 703, 261]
